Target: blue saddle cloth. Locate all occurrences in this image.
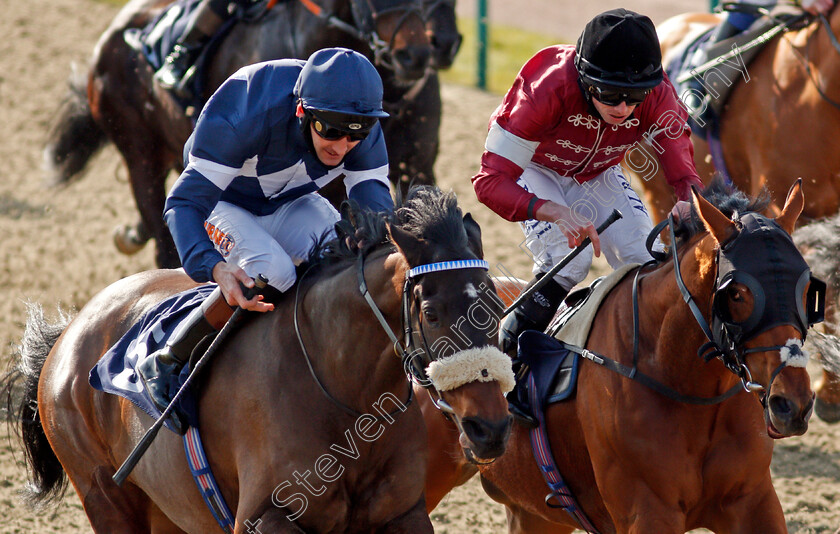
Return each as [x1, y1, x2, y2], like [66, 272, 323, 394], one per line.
[88, 285, 216, 433]
[666, 28, 719, 139]
[513, 330, 582, 412]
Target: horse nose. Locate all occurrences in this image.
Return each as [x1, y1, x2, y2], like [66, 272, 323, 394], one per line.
[430, 33, 462, 69]
[768, 394, 813, 436]
[460, 415, 512, 459]
[392, 46, 431, 80]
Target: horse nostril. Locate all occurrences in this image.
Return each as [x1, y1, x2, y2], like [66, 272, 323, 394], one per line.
[461, 416, 512, 445]
[393, 48, 430, 74]
[769, 395, 795, 418]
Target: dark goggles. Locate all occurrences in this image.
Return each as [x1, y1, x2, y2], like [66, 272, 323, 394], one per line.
[306, 109, 377, 142]
[586, 83, 651, 106]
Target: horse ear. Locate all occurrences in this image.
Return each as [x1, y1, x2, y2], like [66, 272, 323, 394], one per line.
[387, 222, 425, 267]
[463, 213, 484, 259]
[775, 178, 804, 235]
[693, 186, 737, 244]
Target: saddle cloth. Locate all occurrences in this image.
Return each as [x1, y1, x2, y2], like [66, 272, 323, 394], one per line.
[667, 6, 808, 138]
[513, 264, 639, 409]
[88, 285, 215, 433]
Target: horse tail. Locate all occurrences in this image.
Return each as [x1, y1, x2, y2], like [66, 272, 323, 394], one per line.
[43, 64, 108, 187]
[1, 303, 71, 507]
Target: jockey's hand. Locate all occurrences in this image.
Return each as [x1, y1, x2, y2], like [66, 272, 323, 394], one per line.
[670, 200, 693, 224]
[800, 0, 834, 15]
[212, 261, 275, 313]
[535, 200, 601, 257]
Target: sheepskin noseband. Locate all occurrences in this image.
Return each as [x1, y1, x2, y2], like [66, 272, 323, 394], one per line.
[426, 346, 515, 394]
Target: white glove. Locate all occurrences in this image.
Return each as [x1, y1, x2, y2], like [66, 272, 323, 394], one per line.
[799, 0, 834, 15]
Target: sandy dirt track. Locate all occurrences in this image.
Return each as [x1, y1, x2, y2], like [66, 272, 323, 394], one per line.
[0, 1, 839, 533]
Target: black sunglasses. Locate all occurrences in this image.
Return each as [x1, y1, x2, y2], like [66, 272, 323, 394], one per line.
[587, 84, 651, 107]
[312, 118, 370, 142]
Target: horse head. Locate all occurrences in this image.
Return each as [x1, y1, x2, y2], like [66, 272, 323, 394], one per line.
[350, 0, 432, 81]
[687, 179, 824, 438]
[423, 0, 461, 69]
[386, 188, 512, 461]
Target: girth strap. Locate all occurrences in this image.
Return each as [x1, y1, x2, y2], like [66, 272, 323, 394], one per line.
[527, 373, 600, 533]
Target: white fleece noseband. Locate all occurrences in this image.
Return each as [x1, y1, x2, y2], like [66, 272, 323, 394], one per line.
[426, 346, 515, 394]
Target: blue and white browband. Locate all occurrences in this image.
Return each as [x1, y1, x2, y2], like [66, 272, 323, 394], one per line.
[407, 259, 489, 279]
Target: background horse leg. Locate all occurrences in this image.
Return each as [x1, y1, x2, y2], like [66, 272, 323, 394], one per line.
[116, 142, 180, 268]
[382, 74, 441, 198]
[815, 370, 840, 423]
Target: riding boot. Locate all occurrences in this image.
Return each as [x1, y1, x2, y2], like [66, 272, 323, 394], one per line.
[499, 274, 568, 428]
[136, 286, 233, 434]
[154, 0, 229, 99]
[689, 18, 744, 70]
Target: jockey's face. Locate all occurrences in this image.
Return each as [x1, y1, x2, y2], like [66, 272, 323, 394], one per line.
[309, 123, 362, 166]
[591, 97, 637, 125]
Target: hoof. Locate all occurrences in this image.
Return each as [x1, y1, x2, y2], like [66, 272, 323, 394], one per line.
[113, 224, 147, 255]
[815, 397, 840, 424]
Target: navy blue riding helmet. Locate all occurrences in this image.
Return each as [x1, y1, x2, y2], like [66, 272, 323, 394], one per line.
[294, 47, 390, 141]
[575, 9, 664, 106]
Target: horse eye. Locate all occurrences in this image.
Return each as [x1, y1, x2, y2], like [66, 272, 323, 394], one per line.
[728, 286, 744, 302]
[423, 306, 439, 325]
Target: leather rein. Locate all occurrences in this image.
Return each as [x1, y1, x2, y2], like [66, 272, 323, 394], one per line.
[293, 247, 488, 423]
[573, 216, 806, 407]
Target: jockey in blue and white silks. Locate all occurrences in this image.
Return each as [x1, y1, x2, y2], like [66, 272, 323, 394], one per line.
[166, 54, 392, 291]
[139, 48, 393, 433]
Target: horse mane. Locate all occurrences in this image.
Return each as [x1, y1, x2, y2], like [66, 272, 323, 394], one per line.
[303, 186, 466, 274]
[670, 175, 770, 252]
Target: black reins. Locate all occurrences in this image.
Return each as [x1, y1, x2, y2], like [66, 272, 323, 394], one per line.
[298, 0, 425, 72]
[293, 251, 414, 421]
[573, 215, 810, 407]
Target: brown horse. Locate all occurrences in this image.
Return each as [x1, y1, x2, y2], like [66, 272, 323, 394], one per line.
[2, 188, 512, 532]
[423, 180, 822, 532]
[638, 7, 840, 423]
[44, 0, 450, 269]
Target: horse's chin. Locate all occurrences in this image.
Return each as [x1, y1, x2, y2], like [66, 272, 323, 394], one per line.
[764, 410, 809, 440]
[459, 432, 497, 465]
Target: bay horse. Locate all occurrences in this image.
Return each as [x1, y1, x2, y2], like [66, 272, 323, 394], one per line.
[637, 6, 840, 423]
[423, 180, 822, 532]
[2, 188, 512, 532]
[44, 0, 455, 269]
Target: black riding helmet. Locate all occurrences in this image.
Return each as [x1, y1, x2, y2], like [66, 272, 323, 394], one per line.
[575, 9, 663, 105]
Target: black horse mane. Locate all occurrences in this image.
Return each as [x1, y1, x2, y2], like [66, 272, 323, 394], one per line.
[670, 176, 770, 252]
[303, 186, 466, 274]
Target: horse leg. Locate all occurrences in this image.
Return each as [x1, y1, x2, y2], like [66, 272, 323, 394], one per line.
[377, 498, 435, 533]
[505, 506, 575, 534]
[119, 147, 180, 268]
[815, 370, 840, 423]
[815, 303, 840, 423]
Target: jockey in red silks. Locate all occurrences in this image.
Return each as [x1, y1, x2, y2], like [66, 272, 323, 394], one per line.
[471, 9, 704, 362]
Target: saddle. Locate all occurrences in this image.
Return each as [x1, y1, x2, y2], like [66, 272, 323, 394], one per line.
[508, 264, 639, 418]
[668, 5, 810, 138]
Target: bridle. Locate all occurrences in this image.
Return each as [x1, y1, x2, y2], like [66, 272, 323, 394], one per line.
[293, 246, 501, 430]
[645, 213, 825, 407]
[297, 0, 426, 72]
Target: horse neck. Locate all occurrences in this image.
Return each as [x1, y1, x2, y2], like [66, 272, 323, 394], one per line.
[303, 249, 411, 405]
[634, 235, 737, 389]
[791, 9, 840, 90]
